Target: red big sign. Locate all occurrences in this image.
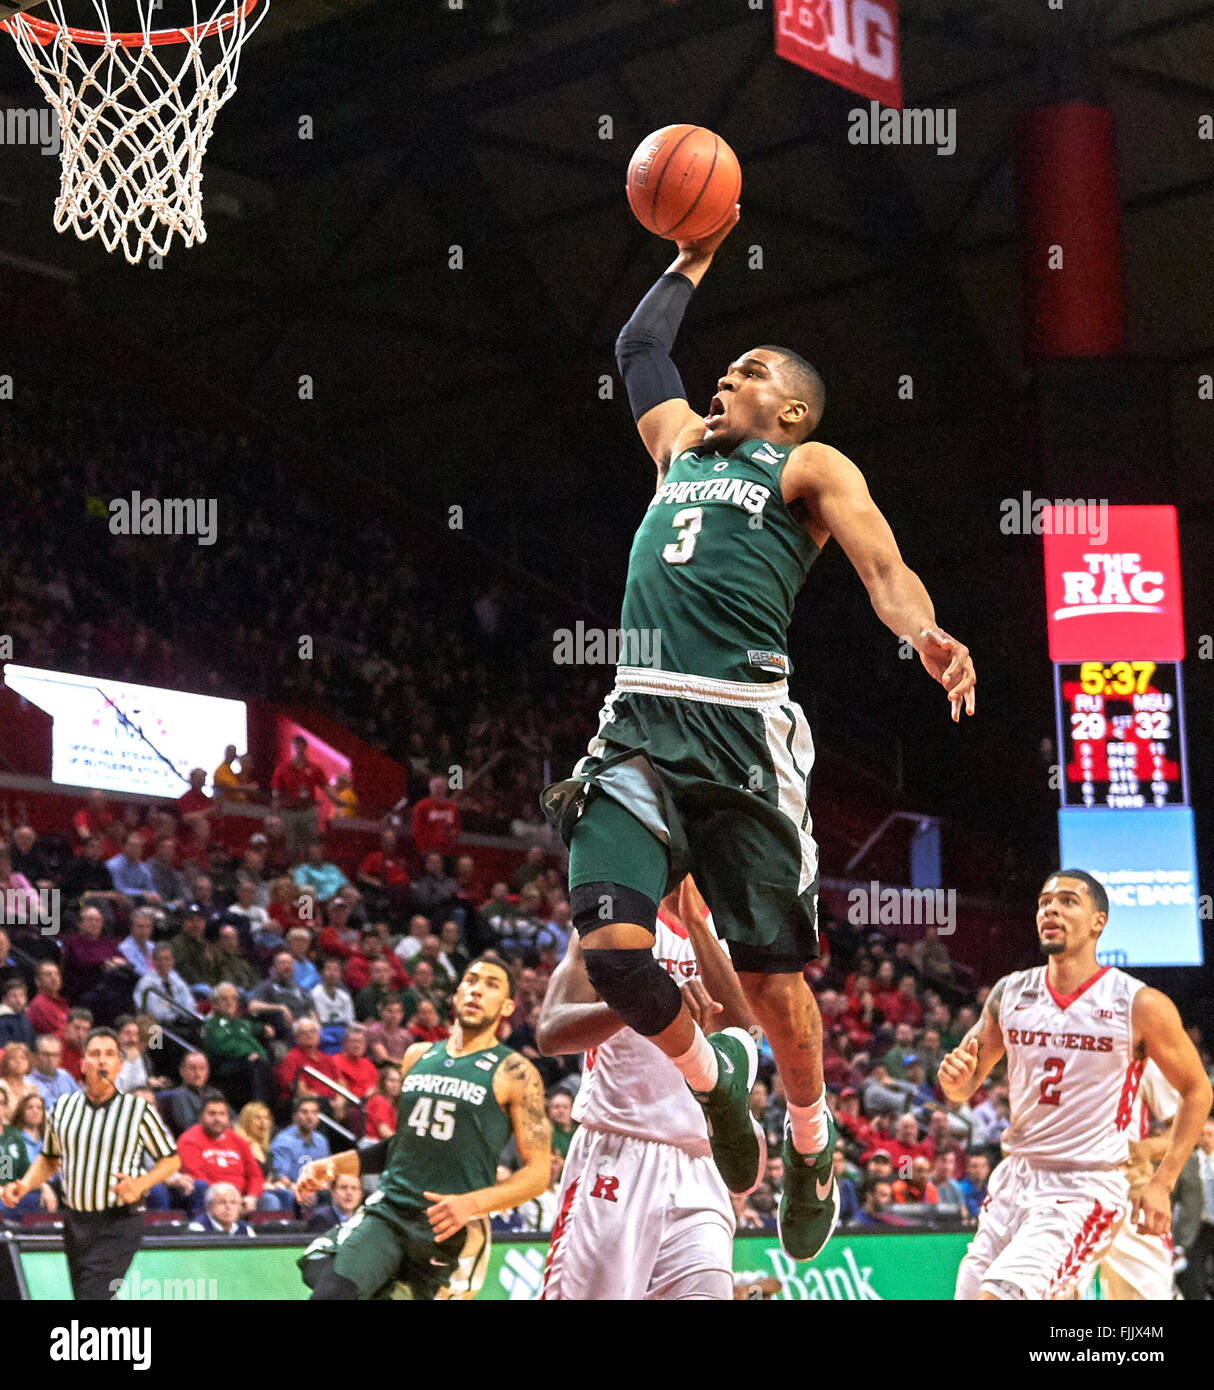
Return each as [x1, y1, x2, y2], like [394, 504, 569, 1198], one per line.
[774, 0, 902, 110]
[1043, 504, 1184, 661]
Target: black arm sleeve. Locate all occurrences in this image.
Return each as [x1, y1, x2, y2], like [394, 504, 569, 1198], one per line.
[614, 271, 695, 423]
[357, 1139, 392, 1175]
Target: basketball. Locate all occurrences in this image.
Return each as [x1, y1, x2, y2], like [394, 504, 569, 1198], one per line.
[625, 124, 741, 242]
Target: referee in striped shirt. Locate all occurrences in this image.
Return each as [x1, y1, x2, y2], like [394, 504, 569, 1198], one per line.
[1, 1026, 179, 1299]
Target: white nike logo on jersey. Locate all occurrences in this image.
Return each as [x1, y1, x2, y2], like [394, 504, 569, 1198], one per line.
[721, 1056, 734, 1076]
[754, 446, 781, 466]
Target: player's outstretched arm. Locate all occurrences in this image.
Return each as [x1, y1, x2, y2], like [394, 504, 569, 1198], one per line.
[424, 1056, 552, 1241]
[535, 935, 628, 1056]
[937, 978, 1007, 1103]
[618, 207, 740, 477]
[788, 442, 976, 722]
[671, 876, 758, 1035]
[1131, 988, 1213, 1233]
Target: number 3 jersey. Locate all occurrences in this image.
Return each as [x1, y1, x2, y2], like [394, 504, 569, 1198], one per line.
[378, 1042, 513, 1212]
[999, 965, 1146, 1169]
[620, 439, 820, 683]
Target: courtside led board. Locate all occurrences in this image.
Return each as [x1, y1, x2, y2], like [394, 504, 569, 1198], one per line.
[774, 0, 902, 110]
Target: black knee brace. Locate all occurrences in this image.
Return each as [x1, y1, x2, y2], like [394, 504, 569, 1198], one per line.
[571, 880, 658, 937]
[583, 947, 682, 1037]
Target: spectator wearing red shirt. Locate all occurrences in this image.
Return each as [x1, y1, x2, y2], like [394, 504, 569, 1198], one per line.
[177, 1093, 265, 1216]
[364, 1063, 402, 1141]
[410, 775, 461, 860]
[331, 1024, 378, 1100]
[872, 960, 904, 1024]
[277, 1017, 342, 1107]
[71, 790, 115, 850]
[175, 769, 213, 831]
[888, 974, 923, 1028]
[834, 1088, 874, 1151]
[315, 897, 361, 961]
[404, 999, 449, 1046]
[891, 1155, 939, 1206]
[270, 736, 332, 862]
[25, 962, 68, 1038]
[267, 876, 311, 938]
[356, 828, 412, 920]
[343, 932, 410, 994]
[59, 1010, 91, 1080]
[912, 1109, 967, 1169]
[867, 1112, 923, 1174]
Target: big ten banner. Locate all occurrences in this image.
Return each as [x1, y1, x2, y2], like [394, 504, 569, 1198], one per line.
[775, 0, 902, 109]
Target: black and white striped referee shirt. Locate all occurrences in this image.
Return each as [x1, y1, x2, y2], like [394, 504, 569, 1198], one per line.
[45, 1089, 177, 1212]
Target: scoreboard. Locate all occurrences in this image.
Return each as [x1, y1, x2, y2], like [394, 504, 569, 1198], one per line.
[1043, 505, 1201, 967]
[1055, 660, 1187, 809]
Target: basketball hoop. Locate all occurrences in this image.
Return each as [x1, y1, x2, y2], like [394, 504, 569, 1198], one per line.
[0, 1, 268, 264]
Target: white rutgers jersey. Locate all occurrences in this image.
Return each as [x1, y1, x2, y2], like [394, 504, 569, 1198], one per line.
[999, 964, 1146, 1169]
[572, 909, 713, 1157]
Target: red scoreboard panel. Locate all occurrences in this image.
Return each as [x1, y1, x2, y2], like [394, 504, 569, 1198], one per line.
[1043, 504, 1184, 662]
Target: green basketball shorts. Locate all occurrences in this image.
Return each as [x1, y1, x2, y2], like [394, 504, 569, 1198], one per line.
[541, 666, 820, 973]
[298, 1192, 492, 1301]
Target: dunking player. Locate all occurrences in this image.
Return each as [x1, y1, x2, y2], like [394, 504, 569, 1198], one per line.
[1093, 1058, 1181, 1300]
[537, 876, 757, 1300]
[296, 954, 550, 1300]
[943, 870, 1211, 1300]
[541, 207, 976, 1259]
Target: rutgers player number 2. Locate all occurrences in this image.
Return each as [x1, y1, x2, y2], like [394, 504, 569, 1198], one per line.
[1039, 1058, 1065, 1106]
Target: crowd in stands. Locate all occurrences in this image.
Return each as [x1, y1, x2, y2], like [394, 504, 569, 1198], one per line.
[0, 397, 608, 836]
[7, 785, 1208, 1244]
[0, 785, 580, 1234]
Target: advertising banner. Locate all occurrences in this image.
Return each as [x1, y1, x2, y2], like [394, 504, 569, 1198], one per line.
[17, 1229, 971, 1301]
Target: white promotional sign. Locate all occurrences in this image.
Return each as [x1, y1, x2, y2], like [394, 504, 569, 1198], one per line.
[3, 663, 248, 799]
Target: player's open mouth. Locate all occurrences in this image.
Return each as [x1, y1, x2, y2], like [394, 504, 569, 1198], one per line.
[705, 396, 726, 427]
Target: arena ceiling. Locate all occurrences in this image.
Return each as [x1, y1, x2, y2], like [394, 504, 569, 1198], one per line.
[0, 0, 1211, 852]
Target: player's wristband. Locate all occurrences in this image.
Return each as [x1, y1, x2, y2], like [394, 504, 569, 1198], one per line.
[615, 272, 694, 422]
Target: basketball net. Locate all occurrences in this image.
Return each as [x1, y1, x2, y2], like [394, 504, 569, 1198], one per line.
[2, 1, 268, 264]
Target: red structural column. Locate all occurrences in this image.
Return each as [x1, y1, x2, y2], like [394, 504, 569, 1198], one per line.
[1016, 102, 1126, 358]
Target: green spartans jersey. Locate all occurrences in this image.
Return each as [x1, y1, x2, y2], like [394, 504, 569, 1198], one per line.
[620, 438, 820, 683]
[378, 1042, 513, 1212]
